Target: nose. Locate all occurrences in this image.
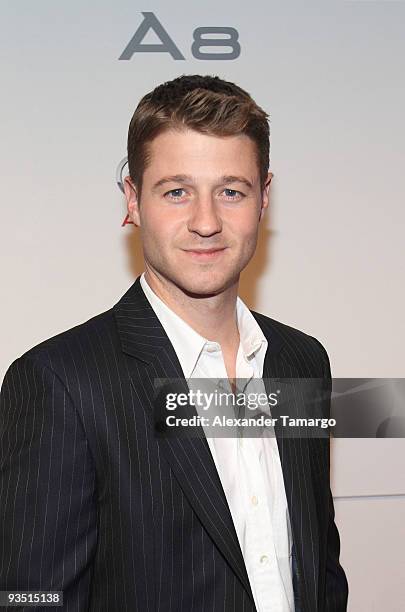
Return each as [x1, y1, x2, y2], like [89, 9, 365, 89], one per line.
[187, 195, 222, 237]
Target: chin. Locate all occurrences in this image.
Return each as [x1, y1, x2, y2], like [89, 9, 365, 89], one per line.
[175, 273, 236, 298]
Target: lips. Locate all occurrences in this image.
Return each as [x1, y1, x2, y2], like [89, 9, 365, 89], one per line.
[185, 248, 226, 254]
[182, 247, 227, 259]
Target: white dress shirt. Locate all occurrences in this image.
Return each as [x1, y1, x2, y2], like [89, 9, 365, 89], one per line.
[140, 273, 295, 612]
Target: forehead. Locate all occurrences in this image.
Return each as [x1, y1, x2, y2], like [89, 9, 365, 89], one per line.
[144, 128, 259, 180]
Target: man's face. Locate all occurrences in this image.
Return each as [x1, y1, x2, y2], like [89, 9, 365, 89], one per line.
[124, 128, 271, 297]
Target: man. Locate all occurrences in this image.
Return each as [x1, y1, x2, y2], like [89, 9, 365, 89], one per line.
[0, 75, 348, 611]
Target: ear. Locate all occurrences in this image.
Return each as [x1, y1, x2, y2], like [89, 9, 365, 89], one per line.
[124, 175, 141, 227]
[259, 171, 273, 221]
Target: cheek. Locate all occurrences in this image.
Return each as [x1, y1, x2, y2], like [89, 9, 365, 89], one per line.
[235, 222, 260, 260]
[141, 211, 183, 246]
[231, 214, 260, 242]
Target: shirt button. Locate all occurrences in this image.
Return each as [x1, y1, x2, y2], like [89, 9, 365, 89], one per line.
[206, 344, 218, 353]
[251, 495, 258, 506]
[259, 555, 269, 565]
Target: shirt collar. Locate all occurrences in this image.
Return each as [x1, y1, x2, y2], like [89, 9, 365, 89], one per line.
[235, 297, 268, 376]
[140, 272, 268, 378]
[140, 273, 205, 378]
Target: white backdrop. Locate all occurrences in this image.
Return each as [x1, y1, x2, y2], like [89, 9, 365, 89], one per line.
[2, 2, 405, 610]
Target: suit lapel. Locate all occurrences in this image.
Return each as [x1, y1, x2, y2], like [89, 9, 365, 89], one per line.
[113, 276, 255, 602]
[113, 277, 319, 611]
[261, 349, 320, 612]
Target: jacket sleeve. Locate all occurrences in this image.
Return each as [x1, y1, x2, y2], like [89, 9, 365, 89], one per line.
[325, 488, 349, 611]
[0, 356, 98, 611]
[315, 339, 349, 611]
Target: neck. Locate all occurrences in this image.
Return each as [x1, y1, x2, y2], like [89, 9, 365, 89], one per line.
[143, 268, 240, 349]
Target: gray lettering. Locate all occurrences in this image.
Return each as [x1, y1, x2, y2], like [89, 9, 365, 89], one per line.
[119, 12, 185, 60]
[191, 27, 240, 60]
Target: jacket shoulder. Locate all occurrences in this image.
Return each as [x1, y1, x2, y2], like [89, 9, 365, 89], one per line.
[250, 309, 331, 377]
[12, 308, 118, 380]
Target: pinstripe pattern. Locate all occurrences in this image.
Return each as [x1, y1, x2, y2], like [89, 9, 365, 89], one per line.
[0, 276, 348, 611]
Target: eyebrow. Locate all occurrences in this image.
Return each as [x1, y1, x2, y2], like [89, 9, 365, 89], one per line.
[152, 174, 254, 191]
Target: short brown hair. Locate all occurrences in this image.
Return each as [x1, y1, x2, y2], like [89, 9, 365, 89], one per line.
[127, 75, 270, 198]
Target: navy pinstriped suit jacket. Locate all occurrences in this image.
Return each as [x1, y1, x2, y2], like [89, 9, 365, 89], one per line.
[0, 276, 348, 611]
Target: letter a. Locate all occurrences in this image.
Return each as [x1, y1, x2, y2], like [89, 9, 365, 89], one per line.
[119, 12, 185, 60]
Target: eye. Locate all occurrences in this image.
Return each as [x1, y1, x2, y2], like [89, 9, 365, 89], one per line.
[223, 188, 243, 200]
[164, 188, 186, 200]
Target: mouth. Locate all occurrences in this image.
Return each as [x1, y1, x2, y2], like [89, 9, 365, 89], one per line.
[182, 247, 228, 260]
